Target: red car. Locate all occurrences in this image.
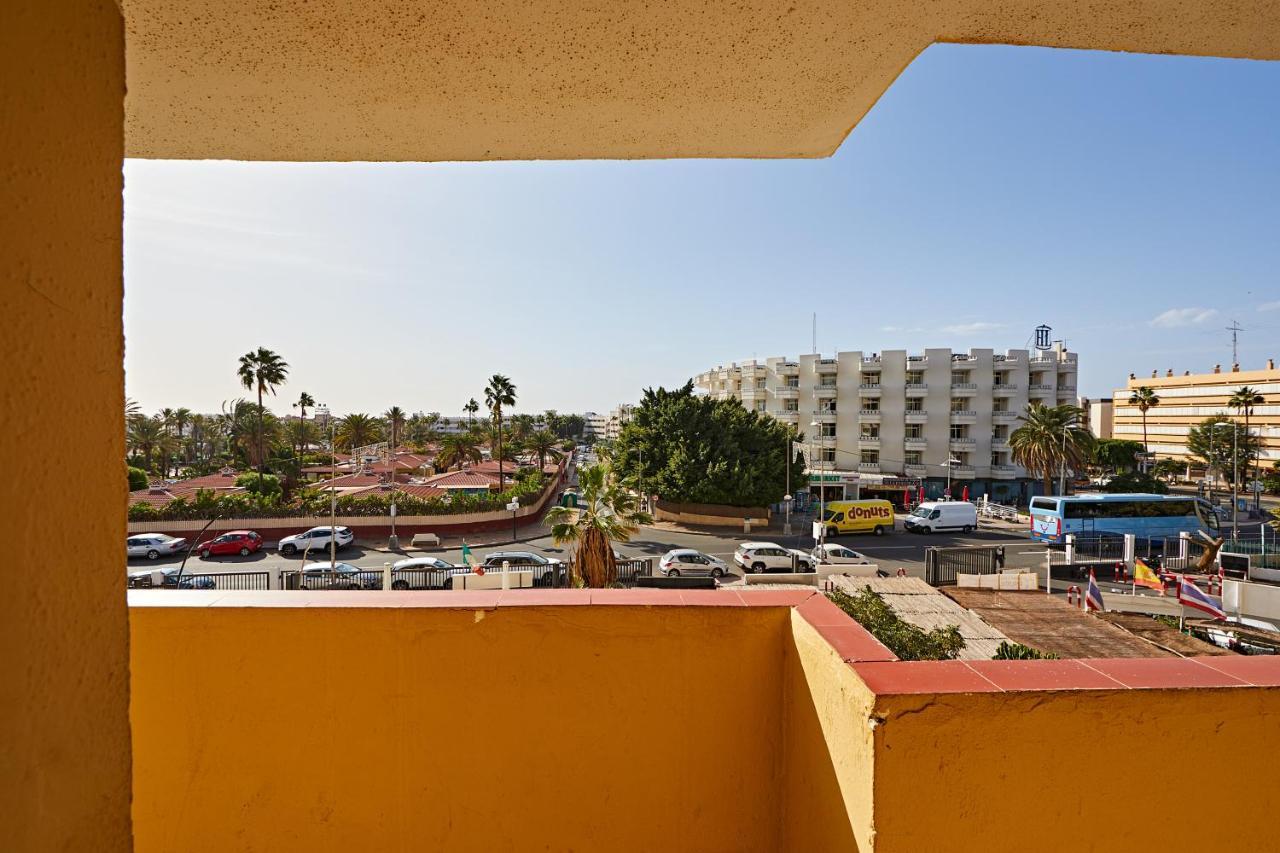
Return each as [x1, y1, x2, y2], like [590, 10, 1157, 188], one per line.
[194, 530, 264, 558]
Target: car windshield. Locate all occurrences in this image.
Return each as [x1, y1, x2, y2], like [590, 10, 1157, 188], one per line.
[910, 507, 930, 518]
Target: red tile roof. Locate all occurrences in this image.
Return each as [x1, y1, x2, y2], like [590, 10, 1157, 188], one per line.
[422, 471, 501, 489]
[129, 470, 245, 506]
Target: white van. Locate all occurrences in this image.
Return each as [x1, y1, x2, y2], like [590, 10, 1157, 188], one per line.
[903, 501, 978, 534]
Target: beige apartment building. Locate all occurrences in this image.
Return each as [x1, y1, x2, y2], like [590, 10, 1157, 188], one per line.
[1112, 360, 1280, 475]
[695, 344, 1079, 504]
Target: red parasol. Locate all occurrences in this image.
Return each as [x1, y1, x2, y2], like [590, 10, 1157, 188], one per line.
[961, 485, 969, 502]
[903, 487, 911, 508]
[917, 485, 925, 504]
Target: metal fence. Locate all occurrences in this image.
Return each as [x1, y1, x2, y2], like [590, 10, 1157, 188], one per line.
[129, 570, 271, 590]
[924, 546, 1004, 587]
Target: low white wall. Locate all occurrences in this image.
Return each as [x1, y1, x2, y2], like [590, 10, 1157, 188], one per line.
[956, 571, 1039, 591]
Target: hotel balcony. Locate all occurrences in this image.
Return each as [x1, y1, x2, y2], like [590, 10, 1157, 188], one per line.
[950, 382, 978, 395]
[904, 437, 928, 450]
[814, 386, 838, 399]
[949, 410, 977, 423]
[857, 461, 881, 472]
[815, 359, 838, 374]
[814, 435, 837, 447]
[950, 437, 977, 449]
[858, 409, 882, 422]
[904, 411, 928, 424]
[776, 362, 800, 376]
[1059, 385, 1078, 395]
[903, 464, 927, 477]
[740, 387, 764, 401]
[771, 410, 800, 424]
[991, 438, 1010, 451]
[811, 409, 837, 423]
[991, 465, 1019, 479]
[808, 459, 836, 471]
[949, 465, 976, 478]
[1029, 384, 1055, 395]
[743, 363, 767, 377]
[904, 383, 928, 396]
[992, 383, 1018, 395]
[993, 410, 1018, 421]
[857, 436, 881, 449]
[774, 386, 800, 399]
[858, 383, 882, 395]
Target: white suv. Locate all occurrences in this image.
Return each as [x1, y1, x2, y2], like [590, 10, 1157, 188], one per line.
[734, 542, 816, 574]
[278, 525, 355, 556]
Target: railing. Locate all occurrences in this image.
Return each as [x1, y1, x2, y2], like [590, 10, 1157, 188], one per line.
[950, 383, 978, 391]
[949, 437, 976, 446]
[859, 408, 881, 416]
[978, 499, 1019, 521]
[950, 410, 976, 418]
[992, 383, 1017, 392]
[1029, 384, 1054, 392]
[993, 411, 1017, 419]
[904, 383, 928, 393]
[925, 545, 1004, 586]
[130, 570, 272, 590]
[858, 383, 881, 390]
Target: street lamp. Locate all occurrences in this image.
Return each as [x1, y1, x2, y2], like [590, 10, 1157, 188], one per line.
[946, 456, 961, 499]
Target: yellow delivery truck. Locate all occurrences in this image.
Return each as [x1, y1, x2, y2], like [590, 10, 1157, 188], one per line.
[821, 499, 895, 537]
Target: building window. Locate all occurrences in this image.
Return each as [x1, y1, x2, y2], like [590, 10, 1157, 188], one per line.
[993, 399, 1008, 412]
[755, 379, 766, 390]
[992, 426, 1007, 439]
[860, 450, 879, 464]
[821, 424, 837, 438]
[994, 372, 1008, 385]
[784, 401, 798, 412]
[905, 451, 922, 465]
[906, 370, 924, 384]
[819, 377, 837, 388]
[819, 448, 836, 463]
[785, 378, 799, 388]
[950, 424, 968, 439]
[950, 398, 967, 412]
[863, 371, 881, 385]
[991, 452, 1004, 467]
[905, 399, 923, 412]
[860, 425, 879, 439]
[905, 424, 923, 438]
[861, 398, 879, 411]
[951, 371, 970, 384]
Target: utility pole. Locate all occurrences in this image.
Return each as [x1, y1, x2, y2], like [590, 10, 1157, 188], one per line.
[1226, 320, 1244, 367]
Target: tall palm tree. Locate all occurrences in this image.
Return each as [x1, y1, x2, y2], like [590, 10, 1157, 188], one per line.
[384, 405, 407, 451]
[435, 432, 483, 471]
[544, 463, 652, 588]
[292, 391, 315, 461]
[335, 413, 382, 452]
[127, 415, 165, 474]
[1010, 402, 1093, 496]
[484, 375, 517, 489]
[171, 407, 193, 464]
[525, 428, 563, 470]
[237, 347, 289, 492]
[125, 396, 142, 423]
[158, 407, 176, 435]
[464, 398, 480, 429]
[1229, 386, 1265, 499]
[1127, 386, 1160, 470]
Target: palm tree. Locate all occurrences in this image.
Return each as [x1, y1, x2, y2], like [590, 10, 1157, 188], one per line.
[335, 413, 382, 452]
[384, 405, 407, 451]
[544, 463, 652, 587]
[464, 398, 480, 429]
[127, 415, 165, 473]
[1010, 402, 1093, 496]
[1127, 386, 1160, 469]
[125, 396, 142, 423]
[291, 391, 315, 461]
[435, 432, 483, 471]
[484, 375, 517, 489]
[525, 429, 564, 469]
[237, 347, 290, 492]
[1229, 386, 1265, 500]
[171, 407, 193, 464]
[158, 407, 176, 435]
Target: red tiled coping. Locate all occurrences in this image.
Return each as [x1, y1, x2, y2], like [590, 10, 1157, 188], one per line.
[127, 588, 1280, 694]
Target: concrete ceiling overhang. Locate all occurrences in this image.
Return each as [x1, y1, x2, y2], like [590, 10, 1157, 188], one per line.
[123, 0, 1280, 161]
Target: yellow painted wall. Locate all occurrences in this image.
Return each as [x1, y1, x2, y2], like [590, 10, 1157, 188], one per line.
[131, 605, 790, 852]
[870, 688, 1280, 852]
[781, 613, 878, 853]
[0, 2, 132, 851]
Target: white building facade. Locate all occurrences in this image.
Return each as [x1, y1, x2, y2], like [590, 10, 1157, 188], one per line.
[695, 344, 1079, 504]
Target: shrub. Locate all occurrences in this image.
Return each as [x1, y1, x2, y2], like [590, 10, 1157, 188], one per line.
[127, 466, 149, 491]
[1101, 472, 1169, 494]
[827, 588, 964, 661]
[235, 472, 282, 497]
[992, 641, 1058, 660]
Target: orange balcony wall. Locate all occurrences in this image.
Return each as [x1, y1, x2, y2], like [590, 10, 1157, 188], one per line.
[130, 590, 1280, 852]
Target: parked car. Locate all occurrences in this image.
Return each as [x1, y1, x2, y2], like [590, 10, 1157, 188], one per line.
[813, 544, 871, 565]
[389, 557, 457, 590]
[194, 530, 264, 558]
[126, 534, 188, 560]
[278, 525, 355, 556]
[294, 561, 373, 590]
[659, 549, 729, 578]
[734, 542, 816, 574]
[479, 551, 565, 586]
[903, 501, 978, 534]
[127, 567, 216, 589]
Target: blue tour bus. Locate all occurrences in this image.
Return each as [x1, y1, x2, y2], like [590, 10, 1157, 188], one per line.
[1028, 493, 1220, 546]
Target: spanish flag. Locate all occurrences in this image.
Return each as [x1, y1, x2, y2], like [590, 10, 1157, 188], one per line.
[1133, 558, 1164, 594]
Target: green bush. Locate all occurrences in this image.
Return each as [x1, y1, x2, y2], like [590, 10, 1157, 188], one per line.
[236, 472, 282, 497]
[827, 588, 963, 661]
[992, 641, 1058, 660]
[1101, 472, 1169, 494]
[127, 466, 149, 491]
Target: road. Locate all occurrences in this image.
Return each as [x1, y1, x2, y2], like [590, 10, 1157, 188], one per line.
[126, 518, 1052, 589]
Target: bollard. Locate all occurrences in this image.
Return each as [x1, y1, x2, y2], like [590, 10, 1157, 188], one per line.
[502, 559, 511, 591]
[383, 561, 392, 591]
[1067, 585, 1080, 606]
[1114, 561, 1126, 582]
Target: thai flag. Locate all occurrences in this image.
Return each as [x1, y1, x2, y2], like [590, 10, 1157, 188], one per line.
[1085, 569, 1105, 612]
[1178, 575, 1226, 620]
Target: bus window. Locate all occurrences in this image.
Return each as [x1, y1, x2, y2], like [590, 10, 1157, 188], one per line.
[1194, 500, 1221, 534]
[1030, 498, 1058, 512]
[1064, 501, 1100, 519]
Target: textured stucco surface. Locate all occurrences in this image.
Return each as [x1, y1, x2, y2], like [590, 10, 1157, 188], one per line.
[0, 2, 132, 850]
[122, 0, 1280, 161]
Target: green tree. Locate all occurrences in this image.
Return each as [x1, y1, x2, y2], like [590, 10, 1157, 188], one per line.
[235, 471, 282, 498]
[612, 381, 806, 507]
[1151, 458, 1183, 480]
[383, 405, 407, 450]
[484, 374, 518, 489]
[525, 428, 564, 469]
[237, 347, 290, 493]
[127, 465, 149, 491]
[1187, 416, 1262, 486]
[544, 463, 652, 587]
[464, 398, 480, 428]
[335, 413, 382, 451]
[1009, 402, 1093, 495]
[1090, 439, 1146, 474]
[1229, 386, 1265, 497]
[435, 431, 483, 471]
[1101, 471, 1169, 494]
[127, 415, 164, 472]
[406, 412, 442, 448]
[292, 391, 315, 461]
[1127, 386, 1160, 462]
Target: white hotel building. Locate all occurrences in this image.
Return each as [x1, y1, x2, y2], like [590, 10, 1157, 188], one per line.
[695, 344, 1079, 504]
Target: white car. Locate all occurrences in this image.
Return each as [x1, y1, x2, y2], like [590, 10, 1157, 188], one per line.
[294, 561, 375, 590]
[479, 551, 565, 587]
[278, 525, 355, 556]
[389, 557, 457, 590]
[734, 542, 816, 574]
[659, 549, 730, 578]
[126, 534, 188, 560]
[813, 544, 871, 565]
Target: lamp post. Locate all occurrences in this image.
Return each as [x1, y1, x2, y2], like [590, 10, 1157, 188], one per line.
[946, 456, 961, 499]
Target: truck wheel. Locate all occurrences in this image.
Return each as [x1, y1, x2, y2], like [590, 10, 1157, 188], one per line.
[827, 527, 838, 539]
[873, 525, 884, 536]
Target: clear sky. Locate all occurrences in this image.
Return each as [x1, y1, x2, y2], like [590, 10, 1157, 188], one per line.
[124, 43, 1280, 417]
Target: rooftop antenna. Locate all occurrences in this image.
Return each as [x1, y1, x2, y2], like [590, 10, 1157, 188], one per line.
[1226, 319, 1244, 366]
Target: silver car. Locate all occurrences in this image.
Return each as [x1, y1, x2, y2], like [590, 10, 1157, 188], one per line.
[389, 557, 457, 590]
[658, 549, 729, 578]
[126, 534, 187, 560]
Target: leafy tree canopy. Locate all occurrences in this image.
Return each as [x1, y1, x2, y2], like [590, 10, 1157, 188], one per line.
[235, 471, 282, 497]
[828, 587, 963, 661]
[127, 465, 149, 491]
[1186, 417, 1263, 485]
[1100, 471, 1169, 494]
[613, 381, 806, 508]
[1090, 439, 1145, 473]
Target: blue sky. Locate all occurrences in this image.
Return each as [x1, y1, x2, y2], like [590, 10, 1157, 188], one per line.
[124, 43, 1280, 416]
